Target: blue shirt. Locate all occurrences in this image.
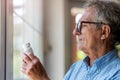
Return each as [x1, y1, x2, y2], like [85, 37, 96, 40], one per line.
[64, 50, 120, 80]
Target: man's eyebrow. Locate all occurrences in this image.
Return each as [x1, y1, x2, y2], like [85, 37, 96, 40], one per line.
[79, 18, 91, 22]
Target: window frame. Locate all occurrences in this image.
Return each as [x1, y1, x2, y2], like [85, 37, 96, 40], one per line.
[0, 0, 6, 79]
[0, 0, 13, 80]
[6, 0, 13, 79]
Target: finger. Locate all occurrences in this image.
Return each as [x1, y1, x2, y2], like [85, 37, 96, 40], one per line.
[21, 53, 32, 64]
[21, 62, 33, 75]
[32, 57, 40, 65]
[21, 61, 27, 67]
[21, 64, 31, 75]
[22, 59, 27, 64]
[21, 68, 26, 74]
[27, 53, 35, 60]
[21, 62, 27, 72]
[21, 66, 27, 71]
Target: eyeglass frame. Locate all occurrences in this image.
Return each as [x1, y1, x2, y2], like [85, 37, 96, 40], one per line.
[76, 21, 108, 32]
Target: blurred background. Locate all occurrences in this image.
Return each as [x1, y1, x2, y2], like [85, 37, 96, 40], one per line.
[12, 0, 87, 80]
[0, 0, 120, 80]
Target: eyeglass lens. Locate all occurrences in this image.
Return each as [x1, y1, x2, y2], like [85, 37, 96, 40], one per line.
[77, 22, 81, 32]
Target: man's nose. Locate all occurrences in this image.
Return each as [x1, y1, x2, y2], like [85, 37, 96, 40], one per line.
[73, 27, 81, 36]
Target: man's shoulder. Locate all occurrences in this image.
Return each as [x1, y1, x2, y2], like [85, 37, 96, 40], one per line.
[109, 58, 120, 79]
[70, 60, 84, 69]
[108, 58, 120, 71]
[114, 58, 120, 68]
[112, 58, 120, 65]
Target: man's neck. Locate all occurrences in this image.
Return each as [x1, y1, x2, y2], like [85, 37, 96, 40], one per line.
[88, 46, 113, 66]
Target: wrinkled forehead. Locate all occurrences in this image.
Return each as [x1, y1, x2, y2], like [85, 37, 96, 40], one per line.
[78, 7, 96, 22]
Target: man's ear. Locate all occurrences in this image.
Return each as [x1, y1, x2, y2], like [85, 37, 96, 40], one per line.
[101, 25, 111, 40]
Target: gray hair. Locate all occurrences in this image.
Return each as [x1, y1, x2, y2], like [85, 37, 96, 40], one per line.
[85, 0, 120, 45]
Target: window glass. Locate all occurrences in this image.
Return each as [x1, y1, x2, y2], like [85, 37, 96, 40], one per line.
[13, 0, 43, 79]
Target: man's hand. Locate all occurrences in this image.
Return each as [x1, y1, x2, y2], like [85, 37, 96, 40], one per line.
[21, 53, 50, 80]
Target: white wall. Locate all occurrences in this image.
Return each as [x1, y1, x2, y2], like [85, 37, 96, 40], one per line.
[43, 0, 71, 80]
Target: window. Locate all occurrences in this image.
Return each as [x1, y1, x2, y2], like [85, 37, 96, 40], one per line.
[0, 0, 44, 80]
[13, 0, 44, 79]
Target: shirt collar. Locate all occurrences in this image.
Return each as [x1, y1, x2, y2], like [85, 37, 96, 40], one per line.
[83, 49, 119, 69]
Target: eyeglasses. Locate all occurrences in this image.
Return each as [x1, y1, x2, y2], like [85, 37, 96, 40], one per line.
[76, 21, 108, 32]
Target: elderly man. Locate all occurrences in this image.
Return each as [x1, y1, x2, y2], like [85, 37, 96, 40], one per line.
[21, 0, 120, 80]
